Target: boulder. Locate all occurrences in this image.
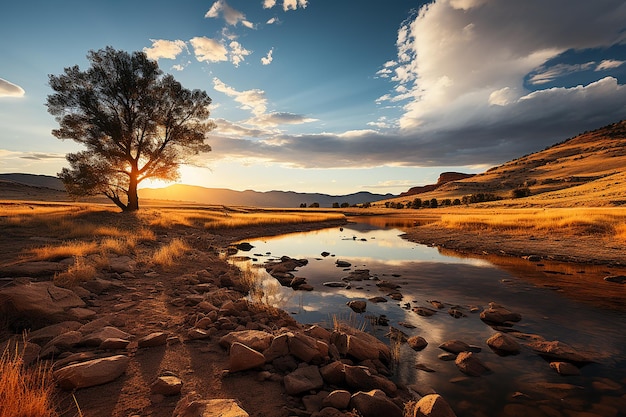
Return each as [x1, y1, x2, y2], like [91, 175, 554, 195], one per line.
[107, 255, 136, 273]
[263, 333, 291, 362]
[527, 340, 593, 363]
[413, 394, 457, 417]
[173, 395, 249, 417]
[81, 326, 132, 347]
[305, 325, 331, 342]
[454, 352, 490, 377]
[28, 321, 82, 345]
[288, 332, 323, 363]
[229, 342, 266, 372]
[438, 340, 470, 354]
[407, 336, 428, 351]
[480, 302, 521, 325]
[284, 365, 324, 395]
[331, 327, 391, 363]
[99, 338, 131, 350]
[346, 300, 366, 313]
[344, 365, 397, 397]
[0, 338, 41, 366]
[0, 281, 85, 328]
[53, 354, 130, 390]
[137, 332, 168, 348]
[349, 390, 403, 417]
[486, 332, 520, 355]
[151, 375, 183, 396]
[322, 390, 351, 410]
[219, 330, 273, 352]
[0, 261, 66, 277]
[40, 331, 82, 357]
[320, 361, 346, 386]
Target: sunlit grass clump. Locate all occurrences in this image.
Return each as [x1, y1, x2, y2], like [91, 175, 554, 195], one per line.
[53, 256, 97, 288]
[0, 343, 58, 417]
[151, 238, 191, 267]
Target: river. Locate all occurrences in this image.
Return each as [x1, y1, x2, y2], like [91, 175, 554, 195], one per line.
[229, 217, 626, 417]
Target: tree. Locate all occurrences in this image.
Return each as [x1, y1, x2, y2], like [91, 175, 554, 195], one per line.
[47, 47, 215, 212]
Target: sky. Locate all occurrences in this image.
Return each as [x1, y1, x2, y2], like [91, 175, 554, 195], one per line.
[1, 0, 626, 195]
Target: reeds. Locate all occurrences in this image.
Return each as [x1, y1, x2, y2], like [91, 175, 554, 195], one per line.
[0, 342, 58, 417]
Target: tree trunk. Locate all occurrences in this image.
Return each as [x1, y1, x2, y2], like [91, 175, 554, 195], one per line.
[127, 172, 139, 212]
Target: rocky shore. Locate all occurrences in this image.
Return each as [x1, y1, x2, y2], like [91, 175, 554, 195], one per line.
[1, 218, 625, 417]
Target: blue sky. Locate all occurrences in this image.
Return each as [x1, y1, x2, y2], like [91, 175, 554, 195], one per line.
[1, 0, 626, 194]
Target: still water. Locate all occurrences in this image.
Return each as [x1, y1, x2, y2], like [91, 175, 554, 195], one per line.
[230, 218, 626, 417]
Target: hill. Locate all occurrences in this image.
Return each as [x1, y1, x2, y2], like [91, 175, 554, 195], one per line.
[385, 120, 626, 207]
[0, 173, 394, 208]
[138, 184, 394, 208]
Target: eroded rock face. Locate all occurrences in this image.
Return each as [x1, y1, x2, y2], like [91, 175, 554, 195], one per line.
[53, 354, 130, 390]
[284, 365, 324, 395]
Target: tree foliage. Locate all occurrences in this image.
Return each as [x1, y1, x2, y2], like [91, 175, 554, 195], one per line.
[47, 47, 215, 211]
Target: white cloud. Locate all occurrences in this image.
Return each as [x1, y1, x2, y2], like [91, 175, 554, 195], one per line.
[282, 0, 308, 11]
[266, 17, 279, 25]
[528, 62, 595, 85]
[0, 78, 25, 97]
[190, 37, 228, 63]
[263, 0, 277, 9]
[206, 0, 253, 27]
[229, 41, 252, 67]
[596, 59, 625, 71]
[213, 78, 267, 116]
[261, 48, 274, 65]
[143, 39, 187, 61]
[250, 112, 317, 127]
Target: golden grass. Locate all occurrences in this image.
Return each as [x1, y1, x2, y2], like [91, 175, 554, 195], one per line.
[151, 238, 191, 267]
[29, 241, 99, 260]
[437, 207, 626, 238]
[0, 342, 58, 417]
[53, 257, 97, 288]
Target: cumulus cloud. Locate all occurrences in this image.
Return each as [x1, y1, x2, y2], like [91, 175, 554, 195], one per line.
[266, 17, 279, 25]
[250, 112, 317, 127]
[206, 0, 254, 27]
[263, 0, 277, 8]
[261, 48, 274, 65]
[143, 39, 187, 60]
[229, 41, 251, 67]
[204, 0, 626, 170]
[0, 78, 25, 97]
[264, 0, 307, 11]
[190, 37, 228, 63]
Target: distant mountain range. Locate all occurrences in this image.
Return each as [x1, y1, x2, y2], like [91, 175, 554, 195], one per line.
[0, 173, 395, 208]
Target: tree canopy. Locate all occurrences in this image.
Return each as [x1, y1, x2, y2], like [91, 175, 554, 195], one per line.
[47, 46, 215, 211]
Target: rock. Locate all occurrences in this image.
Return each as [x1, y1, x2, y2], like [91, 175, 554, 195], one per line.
[321, 251, 330, 257]
[368, 296, 388, 303]
[428, 300, 445, 309]
[335, 260, 351, 268]
[349, 390, 403, 417]
[438, 340, 471, 354]
[448, 309, 466, 318]
[407, 336, 428, 351]
[53, 354, 130, 390]
[376, 280, 400, 289]
[28, 321, 82, 345]
[320, 361, 345, 385]
[550, 361, 580, 376]
[229, 342, 266, 372]
[413, 307, 437, 317]
[486, 332, 521, 355]
[67, 307, 97, 321]
[0, 338, 41, 366]
[151, 375, 183, 396]
[284, 365, 324, 395]
[0, 261, 66, 277]
[480, 302, 522, 325]
[137, 332, 168, 348]
[99, 338, 131, 350]
[438, 353, 456, 361]
[524, 255, 542, 262]
[346, 300, 366, 313]
[331, 327, 391, 363]
[173, 395, 249, 417]
[81, 326, 132, 347]
[236, 242, 254, 251]
[603, 275, 626, 284]
[40, 331, 82, 357]
[288, 332, 324, 363]
[219, 330, 273, 352]
[296, 284, 314, 291]
[344, 365, 397, 397]
[527, 340, 593, 363]
[107, 255, 136, 273]
[263, 333, 291, 362]
[0, 281, 86, 328]
[455, 352, 490, 377]
[322, 390, 351, 410]
[187, 328, 213, 340]
[305, 325, 331, 342]
[323, 282, 347, 288]
[413, 394, 457, 417]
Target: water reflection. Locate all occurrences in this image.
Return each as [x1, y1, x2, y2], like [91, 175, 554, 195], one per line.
[230, 218, 626, 417]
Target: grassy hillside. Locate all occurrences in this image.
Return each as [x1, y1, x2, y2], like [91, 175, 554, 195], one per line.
[381, 120, 626, 208]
